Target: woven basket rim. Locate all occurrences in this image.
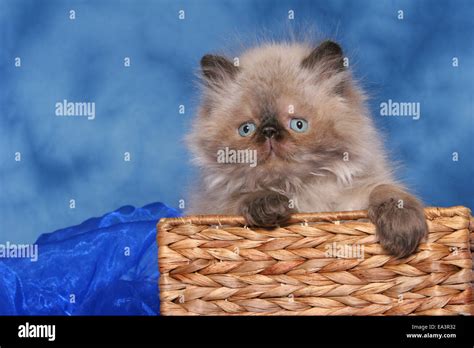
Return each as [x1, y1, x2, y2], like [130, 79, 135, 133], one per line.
[158, 205, 473, 316]
[158, 205, 472, 230]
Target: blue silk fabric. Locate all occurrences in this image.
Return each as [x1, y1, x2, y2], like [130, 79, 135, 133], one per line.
[0, 203, 180, 315]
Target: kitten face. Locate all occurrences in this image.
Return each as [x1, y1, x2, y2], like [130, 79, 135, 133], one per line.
[188, 41, 370, 187]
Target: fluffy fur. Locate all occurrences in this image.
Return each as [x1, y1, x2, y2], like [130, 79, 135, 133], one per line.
[186, 40, 427, 258]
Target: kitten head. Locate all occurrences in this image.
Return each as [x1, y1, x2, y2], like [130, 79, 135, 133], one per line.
[188, 41, 378, 191]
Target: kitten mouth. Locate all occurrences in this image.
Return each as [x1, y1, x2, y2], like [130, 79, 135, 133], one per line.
[268, 139, 274, 151]
[261, 139, 279, 161]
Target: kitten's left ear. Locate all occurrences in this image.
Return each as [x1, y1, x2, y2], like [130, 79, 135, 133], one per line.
[200, 54, 239, 85]
[301, 40, 345, 72]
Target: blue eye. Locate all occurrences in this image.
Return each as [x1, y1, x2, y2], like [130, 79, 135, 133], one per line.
[290, 118, 308, 132]
[238, 122, 256, 137]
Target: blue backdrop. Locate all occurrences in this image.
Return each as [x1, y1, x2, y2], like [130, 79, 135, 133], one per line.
[1, 0, 473, 243]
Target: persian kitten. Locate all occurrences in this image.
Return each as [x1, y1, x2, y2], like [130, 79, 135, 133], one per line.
[186, 40, 427, 258]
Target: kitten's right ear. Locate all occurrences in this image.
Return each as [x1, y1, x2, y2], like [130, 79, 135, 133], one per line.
[301, 40, 344, 72]
[200, 54, 238, 85]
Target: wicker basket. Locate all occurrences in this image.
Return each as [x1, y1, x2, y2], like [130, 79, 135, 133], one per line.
[158, 206, 473, 315]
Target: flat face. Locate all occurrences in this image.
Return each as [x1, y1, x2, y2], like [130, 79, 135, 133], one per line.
[190, 43, 367, 186]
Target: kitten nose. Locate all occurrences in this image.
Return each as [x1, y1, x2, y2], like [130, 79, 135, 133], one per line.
[262, 126, 277, 138]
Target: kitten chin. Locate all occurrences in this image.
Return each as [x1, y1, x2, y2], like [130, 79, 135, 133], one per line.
[186, 40, 427, 258]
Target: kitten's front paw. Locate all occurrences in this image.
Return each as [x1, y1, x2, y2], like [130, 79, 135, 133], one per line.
[368, 186, 428, 258]
[240, 191, 294, 227]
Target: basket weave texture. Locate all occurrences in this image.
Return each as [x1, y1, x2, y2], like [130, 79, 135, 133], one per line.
[158, 206, 473, 315]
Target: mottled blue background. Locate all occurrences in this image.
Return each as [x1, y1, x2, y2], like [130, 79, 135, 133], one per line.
[1, 0, 473, 243]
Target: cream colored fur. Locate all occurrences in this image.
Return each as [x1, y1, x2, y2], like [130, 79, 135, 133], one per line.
[186, 42, 398, 215]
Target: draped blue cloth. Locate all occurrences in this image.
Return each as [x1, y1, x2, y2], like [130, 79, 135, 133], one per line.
[0, 203, 180, 315]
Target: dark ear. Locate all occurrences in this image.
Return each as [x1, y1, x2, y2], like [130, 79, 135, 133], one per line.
[200, 54, 238, 84]
[301, 40, 344, 72]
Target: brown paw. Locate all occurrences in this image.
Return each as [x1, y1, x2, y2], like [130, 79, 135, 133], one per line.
[240, 191, 294, 227]
[368, 186, 428, 258]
